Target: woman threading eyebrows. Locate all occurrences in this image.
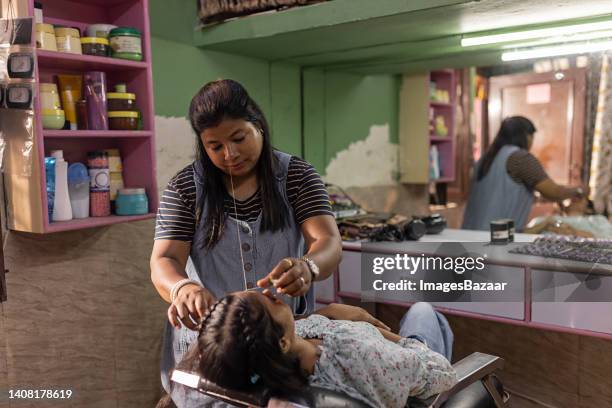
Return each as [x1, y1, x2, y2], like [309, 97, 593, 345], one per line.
[150, 79, 342, 406]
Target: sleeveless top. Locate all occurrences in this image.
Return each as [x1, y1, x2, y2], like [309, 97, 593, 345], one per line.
[462, 145, 535, 231]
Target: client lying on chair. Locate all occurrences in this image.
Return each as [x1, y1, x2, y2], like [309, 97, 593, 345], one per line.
[176, 290, 457, 407]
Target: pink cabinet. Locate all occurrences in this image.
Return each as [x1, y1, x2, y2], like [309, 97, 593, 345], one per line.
[4, 0, 157, 233]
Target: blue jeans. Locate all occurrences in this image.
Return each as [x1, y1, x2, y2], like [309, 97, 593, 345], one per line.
[399, 302, 454, 361]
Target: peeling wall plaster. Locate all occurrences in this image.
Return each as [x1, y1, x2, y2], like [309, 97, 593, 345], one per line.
[153, 119, 411, 213]
[155, 115, 196, 194]
[324, 124, 399, 188]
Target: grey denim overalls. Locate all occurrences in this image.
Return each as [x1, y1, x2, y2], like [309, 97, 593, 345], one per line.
[462, 145, 535, 231]
[161, 151, 314, 407]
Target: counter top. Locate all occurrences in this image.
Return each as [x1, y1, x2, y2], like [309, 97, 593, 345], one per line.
[342, 228, 612, 276]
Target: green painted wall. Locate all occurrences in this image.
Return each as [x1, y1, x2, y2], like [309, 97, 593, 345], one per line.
[149, 0, 303, 156]
[269, 63, 302, 155]
[151, 37, 302, 155]
[149, 0, 198, 44]
[303, 69, 400, 174]
[325, 72, 399, 162]
[149, 0, 400, 166]
[150, 37, 271, 118]
[303, 68, 327, 172]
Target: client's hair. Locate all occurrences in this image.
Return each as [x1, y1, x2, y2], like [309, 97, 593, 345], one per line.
[179, 293, 308, 396]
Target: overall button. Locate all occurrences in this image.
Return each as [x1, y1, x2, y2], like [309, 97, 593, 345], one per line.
[244, 263, 252, 272]
[241, 225, 250, 234]
[241, 243, 251, 252]
[246, 282, 255, 289]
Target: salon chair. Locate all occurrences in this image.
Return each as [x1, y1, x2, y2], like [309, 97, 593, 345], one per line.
[171, 352, 509, 407]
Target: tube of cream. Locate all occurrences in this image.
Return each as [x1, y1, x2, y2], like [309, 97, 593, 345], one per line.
[57, 74, 82, 130]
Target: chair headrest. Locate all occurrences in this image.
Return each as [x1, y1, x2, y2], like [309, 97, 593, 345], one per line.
[171, 369, 270, 407]
[171, 370, 371, 408]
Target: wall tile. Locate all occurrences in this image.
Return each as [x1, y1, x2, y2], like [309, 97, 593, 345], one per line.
[1, 219, 163, 408]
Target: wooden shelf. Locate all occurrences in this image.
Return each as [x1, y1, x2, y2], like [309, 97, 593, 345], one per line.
[37, 49, 148, 72]
[430, 135, 452, 142]
[431, 69, 454, 76]
[2, 0, 158, 234]
[400, 70, 456, 184]
[43, 130, 153, 139]
[57, 0, 135, 5]
[430, 101, 452, 108]
[46, 213, 156, 233]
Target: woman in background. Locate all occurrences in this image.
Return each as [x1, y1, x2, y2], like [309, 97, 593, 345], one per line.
[462, 116, 586, 231]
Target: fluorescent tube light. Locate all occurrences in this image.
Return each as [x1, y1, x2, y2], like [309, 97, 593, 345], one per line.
[462, 20, 612, 47]
[501, 40, 612, 61]
[501, 30, 612, 49]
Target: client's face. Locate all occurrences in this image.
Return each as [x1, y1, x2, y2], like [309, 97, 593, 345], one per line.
[245, 290, 296, 340]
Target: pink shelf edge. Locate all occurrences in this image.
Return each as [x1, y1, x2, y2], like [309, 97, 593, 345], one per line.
[43, 130, 154, 138]
[430, 101, 453, 107]
[36, 49, 149, 69]
[45, 213, 156, 233]
[430, 135, 453, 142]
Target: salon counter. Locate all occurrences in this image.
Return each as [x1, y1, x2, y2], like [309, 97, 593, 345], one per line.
[341, 228, 612, 275]
[314, 228, 612, 339]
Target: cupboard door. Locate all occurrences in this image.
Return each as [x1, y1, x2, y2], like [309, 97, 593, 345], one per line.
[340, 248, 525, 320]
[531, 269, 612, 334]
[489, 69, 585, 186]
[431, 264, 525, 320]
[399, 73, 430, 183]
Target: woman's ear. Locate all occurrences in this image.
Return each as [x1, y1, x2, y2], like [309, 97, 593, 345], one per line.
[279, 335, 291, 353]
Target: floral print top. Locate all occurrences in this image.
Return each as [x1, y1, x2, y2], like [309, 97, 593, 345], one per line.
[294, 314, 457, 408]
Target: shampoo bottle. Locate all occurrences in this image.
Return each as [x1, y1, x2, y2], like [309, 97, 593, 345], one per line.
[51, 150, 73, 221]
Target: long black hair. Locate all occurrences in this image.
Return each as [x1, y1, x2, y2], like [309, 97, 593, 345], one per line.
[477, 116, 536, 180]
[189, 79, 289, 249]
[178, 293, 308, 396]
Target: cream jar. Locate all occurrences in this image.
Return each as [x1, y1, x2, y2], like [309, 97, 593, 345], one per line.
[40, 83, 62, 111]
[36, 23, 57, 51]
[54, 27, 82, 54]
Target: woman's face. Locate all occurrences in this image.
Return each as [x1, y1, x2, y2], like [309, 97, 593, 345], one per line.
[244, 291, 296, 346]
[201, 118, 264, 178]
[527, 133, 535, 150]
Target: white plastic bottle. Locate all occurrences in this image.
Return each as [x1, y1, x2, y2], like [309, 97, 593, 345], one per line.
[429, 145, 440, 180]
[68, 163, 90, 219]
[51, 150, 73, 221]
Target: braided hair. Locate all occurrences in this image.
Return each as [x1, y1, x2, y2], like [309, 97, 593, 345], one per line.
[193, 293, 308, 396]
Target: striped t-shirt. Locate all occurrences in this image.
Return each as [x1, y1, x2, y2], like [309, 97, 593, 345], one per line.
[155, 156, 333, 241]
[505, 150, 549, 189]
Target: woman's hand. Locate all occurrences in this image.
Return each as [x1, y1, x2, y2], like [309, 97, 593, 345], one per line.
[167, 284, 216, 330]
[257, 258, 311, 297]
[317, 303, 390, 331]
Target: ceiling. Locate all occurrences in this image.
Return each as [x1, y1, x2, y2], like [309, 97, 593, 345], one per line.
[194, 0, 612, 74]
